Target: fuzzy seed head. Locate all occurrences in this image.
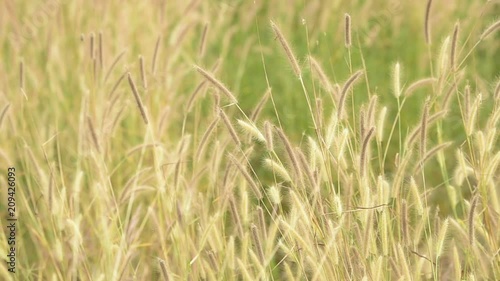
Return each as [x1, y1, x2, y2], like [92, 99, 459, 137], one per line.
[393, 62, 401, 98]
[268, 185, 281, 205]
[264, 158, 292, 182]
[270, 20, 301, 77]
[377, 106, 387, 141]
[237, 119, 266, 143]
[436, 217, 450, 258]
[345, 13, 352, 48]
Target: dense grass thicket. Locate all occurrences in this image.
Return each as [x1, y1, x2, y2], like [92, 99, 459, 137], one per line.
[1, 0, 499, 280]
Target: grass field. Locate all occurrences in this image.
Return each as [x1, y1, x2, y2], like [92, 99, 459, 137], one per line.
[1, 0, 500, 280]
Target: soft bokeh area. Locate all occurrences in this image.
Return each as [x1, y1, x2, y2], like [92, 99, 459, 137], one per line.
[1, 0, 499, 280]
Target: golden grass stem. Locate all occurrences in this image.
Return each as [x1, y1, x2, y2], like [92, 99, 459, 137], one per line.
[250, 88, 271, 122]
[251, 224, 265, 264]
[451, 22, 460, 71]
[0, 104, 10, 129]
[393, 62, 401, 98]
[195, 65, 238, 103]
[402, 199, 409, 245]
[20, 59, 24, 89]
[256, 206, 267, 241]
[367, 95, 378, 128]
[104, 50, 126, 83]
[360, 105, 366, 140]
[275, 126, 301, 179]
[309, 56, 335, 97]
[436, 217, 449, 258]
[158, 258, 170, 281]
[127, 72, 149, 125]
[152, 36, 161, 75]
[424, 0, 433, 45]
[199, 23, 209, 57]
[196, 117, 219, 160]
[89, 32, 95, 59]
[480, 19, 500, 40]
[229, 155, 262, 199]
[98, 31, 103, 69]
[345, 13, 352, 48]
[229, 196, 244, 237]
[338, 70, 364, 120]
[270, 20, 301, 77]
[405, 78, 437, 97]
[219, 109, 241, 146]
[406, 110, 447, 147]
[469, 196, 477, 246]
[420, 100, 429, 159]
[87, 116, 100, 153]
[360, 127, 375, 178]
[264, 121, 274, 151]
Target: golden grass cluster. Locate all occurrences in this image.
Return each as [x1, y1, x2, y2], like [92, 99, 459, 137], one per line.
[0, 0, 499, 280]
